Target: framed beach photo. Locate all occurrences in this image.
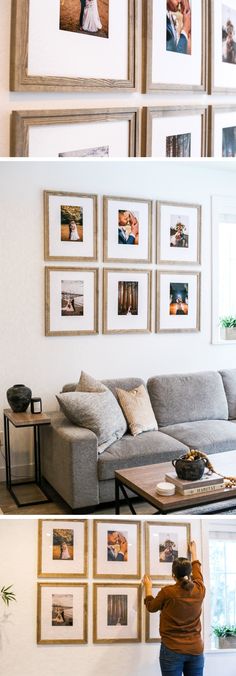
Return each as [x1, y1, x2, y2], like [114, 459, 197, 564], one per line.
[37, 582, 88, 644]
[157, 201, 201, 265]
[145, 0, 206, 92]
[93, 520, 141, 579]
[93, 584, 141, 643]
[45, 267, 98, 336]
[10, 108, 140, 158]
[209, 0, 236, 92]
[144, 106, 207, 158]
[103, 269, 152, 334]
[103, 195, 152, 263]
[10, 0, 137, 92]
[208, 106, 236, 157]
[145, 521, 191, 580]
[157, 271, 201, 333]
[44, 191, 97, 262]
[38, 520, 88, 578]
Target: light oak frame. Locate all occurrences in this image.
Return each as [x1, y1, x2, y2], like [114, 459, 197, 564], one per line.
[93, 519, 141, 579]
[156, 270, 201, 334]
[103, 268, 152, 335]
[93, 583, 142, 643]
[44, 190, 98, 262]
[143, 106, 207, 158]
[103, 194, 153, 263]
[37, 519, 88, 578]
[145, 521, 191, 581]
[37, 582, 88, 644]
[157, 200, 202, 265]
[45, 266, 99, 336]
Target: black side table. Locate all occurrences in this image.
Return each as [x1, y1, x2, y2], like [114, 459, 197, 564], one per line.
[4, 408, 51, 507]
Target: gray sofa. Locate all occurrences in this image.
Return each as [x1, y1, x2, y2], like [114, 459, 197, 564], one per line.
[40, 369, 236, 511]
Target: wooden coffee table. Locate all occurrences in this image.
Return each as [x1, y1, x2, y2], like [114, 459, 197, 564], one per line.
[115, 450, 236, 515]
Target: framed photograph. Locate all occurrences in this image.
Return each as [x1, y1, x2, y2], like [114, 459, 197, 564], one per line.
[157, 271, 201, 333]
[143, 106, 207, 158]
[10, 0, 137, 92]
[103, 269, 152, 334]
[93, 520, 141, 579]
[38, 519, 88, 578]
[157, 201, 201, 265]
[10, 108, 140, 157]
[145, 521, 191, 580]
[93, 583, 141, 643]
[44, 191, 97, 262]
[208, 106, 236, 157]
[145, 585, 164, 642]
[145, 0, 206, 92]
[209, 0, 236, 92]
[37, 582, 87, 644]
[103, 195, 152, 263]
[45, 266, 98, 336]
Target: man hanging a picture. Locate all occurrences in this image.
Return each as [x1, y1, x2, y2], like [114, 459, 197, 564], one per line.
[166, 0, 191, 55]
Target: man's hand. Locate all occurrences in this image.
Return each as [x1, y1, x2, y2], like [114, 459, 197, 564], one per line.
[119, 535, 128, 555]
[183, 6, 191, 37]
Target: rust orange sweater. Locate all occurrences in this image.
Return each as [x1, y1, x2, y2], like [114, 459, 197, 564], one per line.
[145, 561, 205, 655]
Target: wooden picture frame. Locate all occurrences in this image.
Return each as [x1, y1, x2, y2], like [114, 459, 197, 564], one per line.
[209, 0, 236, 93]
[38, 519, 88, 578]
[93, 519, 141, 579]
[145, 584, 164, 643]
[44, 190, 98, 262]
[157, 200, 202, 265]
[145, 521, 191, 580]
[103, 195, 152, 263]
[144, 0, 207, 93]
[37, 582, 88, 644]
[208, 105, 236, 157]
[143, 106, 207, 158]
[103, 268, 152, 334]
[10, 0, 138, 92]
[10, 108, 140, 157]
[93, 583, 141, 643]
[157, 270, 201, 333]
[45, 266, 98, 336]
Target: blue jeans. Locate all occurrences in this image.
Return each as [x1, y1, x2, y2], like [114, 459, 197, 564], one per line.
[160, 644, 204, 676]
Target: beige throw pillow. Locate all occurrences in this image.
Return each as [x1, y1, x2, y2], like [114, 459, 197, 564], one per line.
[116, 384, 158, 436]
[75, 371, 107, 393]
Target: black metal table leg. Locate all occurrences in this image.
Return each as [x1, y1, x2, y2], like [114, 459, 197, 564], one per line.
[115, 478, 120, 514]
[4, 415, 11, 489]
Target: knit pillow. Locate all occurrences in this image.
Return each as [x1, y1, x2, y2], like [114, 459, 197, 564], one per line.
[75, 371, 107, 393]
[116, 384, 158, 436]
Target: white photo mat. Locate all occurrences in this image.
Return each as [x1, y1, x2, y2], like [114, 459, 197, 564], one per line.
[157, 202, 201, 264]
[45, 192, 96, 260]
[213, 0, 236, 91]
[103, 269, 151, 333]
[146, 522, 191, 580]
[93, 520, 141, 578]
[38, 520, 87, 577]
[28, 119, 130, 157]
[146, 585, 162, 642]
[37, 583, 87, 643]
[94, 584, 141, 642]
[211, 108, 236, 157]
[157, 271, 200, 332]
[45, 267, 98, 335]
[151, 113, 202, 158]
[104, 197, 151, 262]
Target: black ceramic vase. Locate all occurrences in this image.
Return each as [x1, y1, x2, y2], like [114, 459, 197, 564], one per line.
[172, 455, 208, 481]
[7, 384, 32, 413]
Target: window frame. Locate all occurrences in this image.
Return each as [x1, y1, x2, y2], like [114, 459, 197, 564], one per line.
[212, 195, 236, 344]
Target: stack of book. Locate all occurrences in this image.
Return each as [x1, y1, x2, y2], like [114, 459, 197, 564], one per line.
[164, 471, 225, 496]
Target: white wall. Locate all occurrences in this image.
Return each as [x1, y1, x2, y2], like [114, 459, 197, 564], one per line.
[1, 0, 236, 157]
[1, 516, 234, 676]
[1, 159, 236, 475]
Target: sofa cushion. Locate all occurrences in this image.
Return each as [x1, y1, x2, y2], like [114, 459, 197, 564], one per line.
[75, 371, 107, 392]
[116, 384, 158, 436]
[161, 420, 236, 454]
[97, 431, 189, 481]
[147, 372, 229, 427]
[220, 369, 236, 420]
[56, 390, 127, 453]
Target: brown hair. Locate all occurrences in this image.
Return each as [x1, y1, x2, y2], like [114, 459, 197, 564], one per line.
[172, 557, 194, 592]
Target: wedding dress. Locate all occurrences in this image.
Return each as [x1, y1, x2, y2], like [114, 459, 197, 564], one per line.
[83, 0, 102, 33]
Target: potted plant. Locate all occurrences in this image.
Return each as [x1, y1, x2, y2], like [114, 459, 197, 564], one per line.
[212, 625, 236, 649]
[219, 316, 236, 341]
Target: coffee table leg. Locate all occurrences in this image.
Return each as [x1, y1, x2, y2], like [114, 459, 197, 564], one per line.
[115, 478, 120, 514]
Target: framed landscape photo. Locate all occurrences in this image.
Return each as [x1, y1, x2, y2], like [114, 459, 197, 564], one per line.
[103, 195, 152, 263]
[209, 0, 236, 93]
[208, 106, 236, 157]
[103, 269, 152, 334]
[145, 0, 206, 92]
[144, 106, 207, 157]
[157, 201, 201, 265]
[37, 582, 88, 644]
[10, 108, 140, 157]
[93, 584, 141, 643]
[145, 585, 164, 642]
[157, 271, 201, 333]
[10, 0, 137, 92]
[38, 520, 88, 578]
[45, 267, 98, 336]
[44, 191, 97, 261]
[145, 521, 191, 580]
[93, 520, 141, 579]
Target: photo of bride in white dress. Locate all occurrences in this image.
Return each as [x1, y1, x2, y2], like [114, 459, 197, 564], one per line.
[82, 0, 102, 33]
[60, 0, 109, 39]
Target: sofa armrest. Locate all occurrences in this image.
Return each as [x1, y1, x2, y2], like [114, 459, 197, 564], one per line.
[40, 412, 99, 509]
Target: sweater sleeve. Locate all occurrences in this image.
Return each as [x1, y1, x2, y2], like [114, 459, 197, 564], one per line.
[192, 560, 206, 598]
[144, 587, 166, 613]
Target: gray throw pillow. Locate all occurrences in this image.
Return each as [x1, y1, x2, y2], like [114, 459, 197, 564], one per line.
[56, 391, 127, 454]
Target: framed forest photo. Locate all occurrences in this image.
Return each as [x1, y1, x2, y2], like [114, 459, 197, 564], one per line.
[157, 201, 201, 265]
[157, 271, 201, 333]
[145, 0, 206, 92]
[45, 267, 98, 336]
[209, 0, 236, 92]
[93, 520, 141, 579]
[38, 519, 88, 578]
[103, 268, 152, 334]
[10, 0, 137, 92]
[37, 582, 88, 644]
[208, 106, 236, 157]
[93, 584, 141, 643]
[144, 106, 207, 158]
[145, 521, 191, 580]
[44, 190, 97, 261]
[103, 195, 152, 263]
[10, 108, 140, 158]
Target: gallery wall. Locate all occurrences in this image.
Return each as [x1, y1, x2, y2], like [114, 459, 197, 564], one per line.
[1, 0, 236, 156]
[1, 516, 235, 676]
